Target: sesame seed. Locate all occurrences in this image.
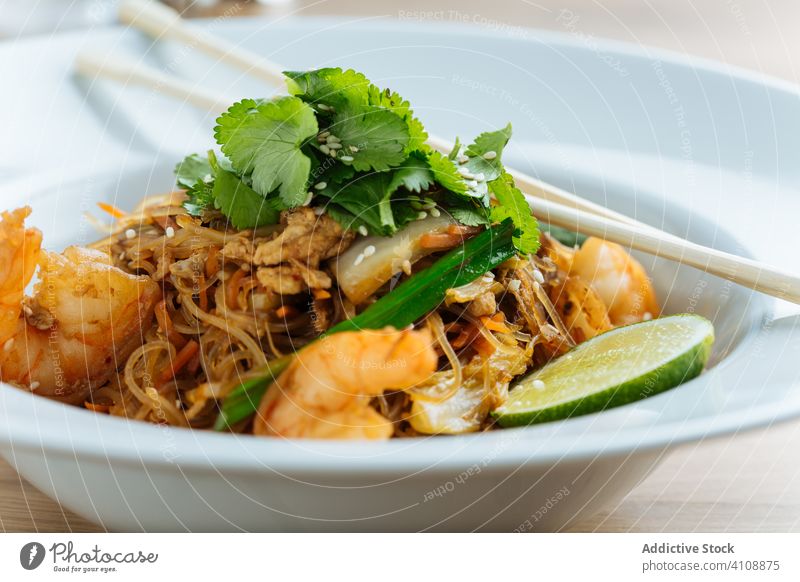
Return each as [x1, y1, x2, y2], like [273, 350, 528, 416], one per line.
[533, 269, 545, 284]
[314, 207, 326, 216]
[317, 104, 332, 112]
[327, 142, 342, 150]
[401, 259, 412, 275]
[466, 180, 478, 188]
[457, 154, 469, 164]
[314, 182, 327, 190]
[643, 312, 653, 321]
[29, 381, 40, 391]
[353, 253, 365, 266]
[326, 135, 340, 143]
[417, 211, 428, 220]
[3, 338, 14, 352]
[422, 201, 436, 210]
[507, 279, 521, 292]
[481, 276, 494, 284]
[482, 150, 497, 160]
[457, 167, 471, 176]
[532, 379, 546, 391]
[303, 191, 314, 206]
[202, 173, 213, 184]
[319, 131, 330, 138]
[23, 305, 33, 317]
[348, 145, 359, 153]
[165, 226, 175, 238]
[339, 155, 354, 162]
[357, 225, 368, 236]
[319, 145, 330, 155]
[330, 149, 337, 158]
[125, 229, 136, 240]
[429, 208, 441, 217]
[363, 244, 376, 257]
[474, 172, 486, 182]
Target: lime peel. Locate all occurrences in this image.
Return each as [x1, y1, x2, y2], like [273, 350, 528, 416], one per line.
[492, 314, 715, 427]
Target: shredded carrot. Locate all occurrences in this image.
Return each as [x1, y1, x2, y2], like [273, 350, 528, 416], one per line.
[312, 288, 331, 300]
[160, 340, 200, 384]
[84, 401, 111, 413]
[227, 269, 246, 309]
[197, 274, 208, 312]
[473, 335, 496, 357]
[205, 246, 220, 278]
[419, 232, 464, 250]
[97, 202, 126, 219]
[275, 305, 298, 319]
[450, 324, 480, 349]
[186, 347, 202, 375]
[155, 300, 187, 349]
[481, 313, 512, 334]
[447, 224, 482, 237]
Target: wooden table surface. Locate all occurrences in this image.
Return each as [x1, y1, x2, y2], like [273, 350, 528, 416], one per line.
[2, 0, 800, 532]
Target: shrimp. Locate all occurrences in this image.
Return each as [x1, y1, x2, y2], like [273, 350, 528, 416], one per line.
[570, 237, 660, 326]
[254, 327, 437, 439]
[0, 207, 161, 404]
[551, 276, 612, 343]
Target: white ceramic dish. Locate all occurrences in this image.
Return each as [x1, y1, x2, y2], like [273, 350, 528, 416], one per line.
[1, 18, 799, 532]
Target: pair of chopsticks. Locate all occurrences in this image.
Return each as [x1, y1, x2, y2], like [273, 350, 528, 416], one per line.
[74, 0, 800, 305]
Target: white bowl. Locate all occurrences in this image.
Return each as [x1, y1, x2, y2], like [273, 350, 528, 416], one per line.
[1, 18, 799, 531]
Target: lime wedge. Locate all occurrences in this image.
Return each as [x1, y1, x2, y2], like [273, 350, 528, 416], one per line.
[493, 314, 714, 427]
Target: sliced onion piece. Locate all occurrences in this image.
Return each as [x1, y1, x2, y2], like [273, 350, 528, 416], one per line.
[331, 215, 456, 304]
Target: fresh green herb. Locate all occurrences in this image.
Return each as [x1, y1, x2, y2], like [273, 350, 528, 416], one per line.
[329, 106, 409, 171]
[213, 166, 281, 229]
[175, 154, 214, 217]
[214, 96, 318, 207]
[177, 67, 535, 250]
[489, 172, 540, 255]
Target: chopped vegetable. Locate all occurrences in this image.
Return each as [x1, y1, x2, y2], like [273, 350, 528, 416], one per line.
[327, 219, 516, 333]
[331, 214, 455, 304]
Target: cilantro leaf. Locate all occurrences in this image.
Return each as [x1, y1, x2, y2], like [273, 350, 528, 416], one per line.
[427, 150, 468, 196]
[489, 172, 540, 254]
[213, 167, 281, 229]
[176, 154, 215, 217]
[183, 180, 215, 217]
[285, 68, 370, 112]
[387, 152, 434, 193]
[367, 86, 429, 153]
[322, 203, 370, 233]
[465, 123, 512, 181]
[317, 172, 394, 234]
[316, 155, 433, 235]
[438, 190, 490, 227]
[330, 106, 409, 171]
[288, 67, 428, 156]
[175, 153, 212, 189]
[214, 97, 318, 207]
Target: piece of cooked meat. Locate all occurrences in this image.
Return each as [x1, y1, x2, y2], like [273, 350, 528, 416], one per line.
[256, 262, 332, 295]
[466, 291, 497, 318]
[223, 208, 354, 268]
